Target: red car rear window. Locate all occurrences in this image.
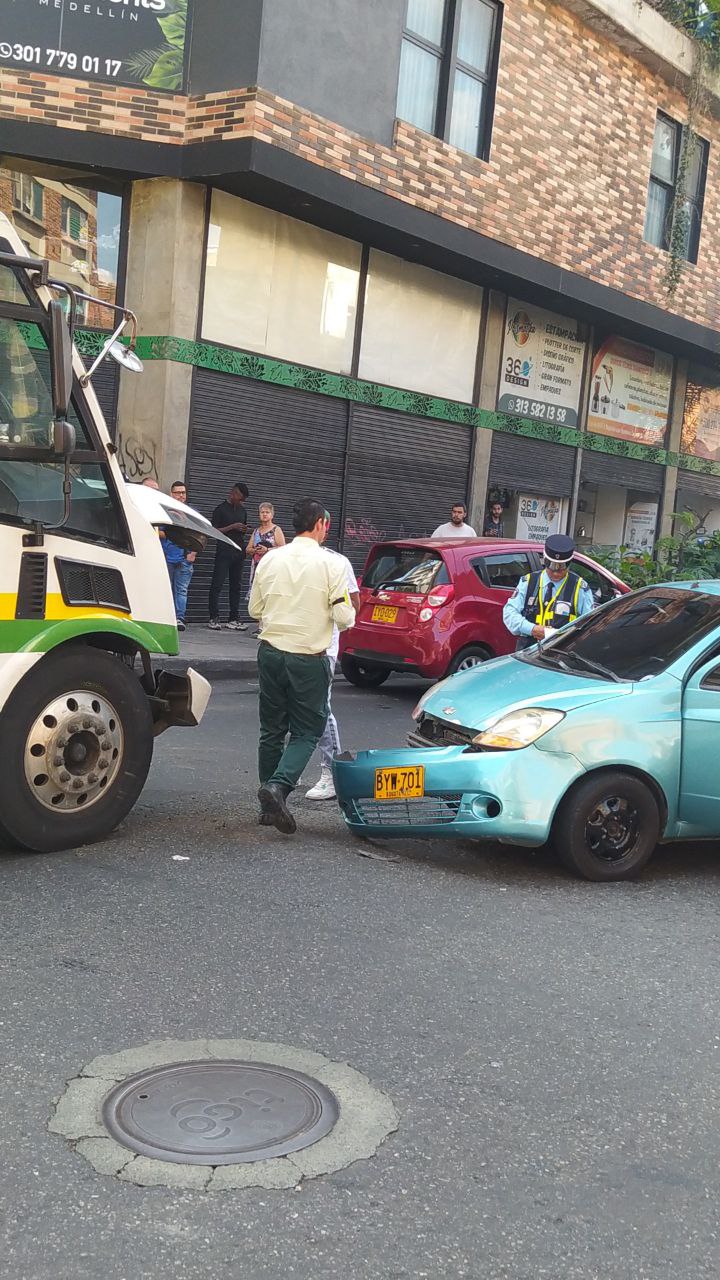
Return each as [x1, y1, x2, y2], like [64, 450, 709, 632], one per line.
[363, 546, 450, 594]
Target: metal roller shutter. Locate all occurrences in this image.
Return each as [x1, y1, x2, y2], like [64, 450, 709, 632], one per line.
[676, 469, 720, 501]
[185, 369, 348, 621]
[581, 450, 663, 492]
[488, 432, 575, 496]
[342, 405, 473, 571]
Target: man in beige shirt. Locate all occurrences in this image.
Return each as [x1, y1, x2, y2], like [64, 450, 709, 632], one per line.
[248, 498, 356, 834]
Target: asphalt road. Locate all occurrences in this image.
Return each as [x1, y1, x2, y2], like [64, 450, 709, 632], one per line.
[2, 676, 720, 1280]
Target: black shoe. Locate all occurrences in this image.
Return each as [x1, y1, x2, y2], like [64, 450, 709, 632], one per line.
[177, 620, 186, 632]
[258, 782, 296, 835]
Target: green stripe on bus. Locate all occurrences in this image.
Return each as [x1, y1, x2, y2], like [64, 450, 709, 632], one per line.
[0, 617, 179, 656]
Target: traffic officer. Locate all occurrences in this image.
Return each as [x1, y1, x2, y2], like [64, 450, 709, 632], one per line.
[503, 533, 594, 651]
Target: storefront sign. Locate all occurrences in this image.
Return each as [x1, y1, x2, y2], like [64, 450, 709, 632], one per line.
[0, 0, 189, 90]
[681, 372, 720, 461]
[623, 501, 658, 553]
[516, 494, 563, 543]
[498, 300, 586, 428]
[588, 337, 673, 446]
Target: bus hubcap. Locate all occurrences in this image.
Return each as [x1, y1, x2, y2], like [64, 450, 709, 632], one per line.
[24, 690, 124, 812]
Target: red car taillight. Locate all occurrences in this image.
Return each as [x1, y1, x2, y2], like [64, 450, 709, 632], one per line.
[427, 584, 455, 608]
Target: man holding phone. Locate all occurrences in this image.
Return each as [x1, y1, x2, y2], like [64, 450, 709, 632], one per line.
[208, 482, 250, 631]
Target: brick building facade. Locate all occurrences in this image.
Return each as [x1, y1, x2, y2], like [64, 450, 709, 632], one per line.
[1, 0, 719, 615]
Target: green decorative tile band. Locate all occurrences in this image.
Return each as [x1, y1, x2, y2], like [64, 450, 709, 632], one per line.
[22, 323, 720, 480]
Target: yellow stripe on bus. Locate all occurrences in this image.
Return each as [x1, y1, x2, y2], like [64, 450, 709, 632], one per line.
[0, 593, 131, 622]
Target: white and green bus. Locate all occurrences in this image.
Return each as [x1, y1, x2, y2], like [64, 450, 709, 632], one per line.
[0, 214, 231, 853]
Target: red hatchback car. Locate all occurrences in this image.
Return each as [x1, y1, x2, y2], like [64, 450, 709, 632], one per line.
[339, 538, 628, 687]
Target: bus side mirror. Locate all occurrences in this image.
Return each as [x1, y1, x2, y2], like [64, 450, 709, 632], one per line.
[49, 299, 73, 421]
[53, 420, 76, 457]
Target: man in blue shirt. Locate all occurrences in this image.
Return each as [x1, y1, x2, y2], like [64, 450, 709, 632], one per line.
[162, 480, 196, 632]
[503, 533, 594, 651]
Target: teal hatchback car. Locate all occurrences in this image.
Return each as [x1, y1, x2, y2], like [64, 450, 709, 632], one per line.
[333, 582, 720, 881]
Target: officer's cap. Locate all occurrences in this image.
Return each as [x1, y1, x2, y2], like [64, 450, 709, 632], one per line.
[544, 533, 575, 563]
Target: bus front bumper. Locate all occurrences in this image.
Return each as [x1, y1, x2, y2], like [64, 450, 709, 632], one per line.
[151, 667, 211, 735]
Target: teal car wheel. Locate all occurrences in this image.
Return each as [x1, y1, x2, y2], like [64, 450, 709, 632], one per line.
[552, 771, 660, 882]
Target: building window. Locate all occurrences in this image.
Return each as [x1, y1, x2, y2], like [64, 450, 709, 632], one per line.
[1, 167, 124, 324]
[202, 192, 361, 374]
[61, 196, 89, 245]
[644, 112, 708, 264]
[11, 174, 43, 223]
[358, 250, 483, 401]
[396, 0, 500, 159]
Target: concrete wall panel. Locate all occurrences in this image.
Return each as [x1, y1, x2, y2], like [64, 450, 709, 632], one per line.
[258, 0, 406, 145]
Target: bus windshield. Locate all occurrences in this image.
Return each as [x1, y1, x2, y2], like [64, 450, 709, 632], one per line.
[0, 311, 125, 546]
[0, 315, 55, 449]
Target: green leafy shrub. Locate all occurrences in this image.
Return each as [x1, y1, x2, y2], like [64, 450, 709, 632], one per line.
[591, 510, 720, 587]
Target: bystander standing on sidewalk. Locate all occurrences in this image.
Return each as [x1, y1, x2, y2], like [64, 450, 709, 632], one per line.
[432, 502, 476, 538]
[306, 521, 360, 801]
[248, 498, 356, 835]
[161, 480, 196, 632]
[482, 501, 505, 538]
[208, 482, 249, 631]
[248, 502, 285, 592]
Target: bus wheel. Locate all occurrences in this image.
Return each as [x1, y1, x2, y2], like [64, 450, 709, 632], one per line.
[0, 645, 153, 854]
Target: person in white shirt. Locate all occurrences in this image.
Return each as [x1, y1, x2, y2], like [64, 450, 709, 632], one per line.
[432, 502, 477, 538]
[306, 530, 361, 801]
[248, 499, 355, 834]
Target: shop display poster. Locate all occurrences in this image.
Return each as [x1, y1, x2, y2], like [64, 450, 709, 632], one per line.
[498, 300, 586, 428]
[516, 494, 563, 543]
[588, 336, 672, 446]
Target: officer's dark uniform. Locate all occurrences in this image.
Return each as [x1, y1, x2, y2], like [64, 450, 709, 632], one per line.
[503, 533, 593, 651]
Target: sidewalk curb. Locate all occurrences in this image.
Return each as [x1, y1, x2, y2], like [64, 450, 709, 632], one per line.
[160, 656, 349, 683]
[162, 656, 258, 681]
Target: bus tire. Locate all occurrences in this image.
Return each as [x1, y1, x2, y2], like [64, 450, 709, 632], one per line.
[0, 644, 153, 854]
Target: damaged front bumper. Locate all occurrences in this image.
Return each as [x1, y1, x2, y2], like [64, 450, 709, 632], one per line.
[148, 666, 211, 735]
[332, 744, 584, 845]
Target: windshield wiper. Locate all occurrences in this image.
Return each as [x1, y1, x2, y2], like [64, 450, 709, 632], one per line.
[560, 650, 623, 683]
[532, 647, 574, 674]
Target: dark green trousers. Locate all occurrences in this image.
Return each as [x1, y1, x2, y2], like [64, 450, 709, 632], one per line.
[257, 642, 331, 790]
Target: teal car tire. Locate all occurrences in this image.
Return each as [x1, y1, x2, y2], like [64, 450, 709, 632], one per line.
[552, 771, 660, 882]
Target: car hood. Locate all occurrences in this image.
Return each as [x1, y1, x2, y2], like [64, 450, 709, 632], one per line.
[419, 653, 631, 730]
[125, 483, 239, 553]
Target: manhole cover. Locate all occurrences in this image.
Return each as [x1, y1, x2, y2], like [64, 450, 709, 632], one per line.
[102, 1060, 340, 1165]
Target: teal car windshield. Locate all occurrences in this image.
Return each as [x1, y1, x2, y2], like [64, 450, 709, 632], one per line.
[522, 586, 720, 681]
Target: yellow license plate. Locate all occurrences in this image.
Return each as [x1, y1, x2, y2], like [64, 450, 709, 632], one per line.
[374, 766, 425, 801]
[372, 605, 398, 624]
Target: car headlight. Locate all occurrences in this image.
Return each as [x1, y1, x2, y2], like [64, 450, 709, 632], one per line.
[472, 708, 565, 750]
